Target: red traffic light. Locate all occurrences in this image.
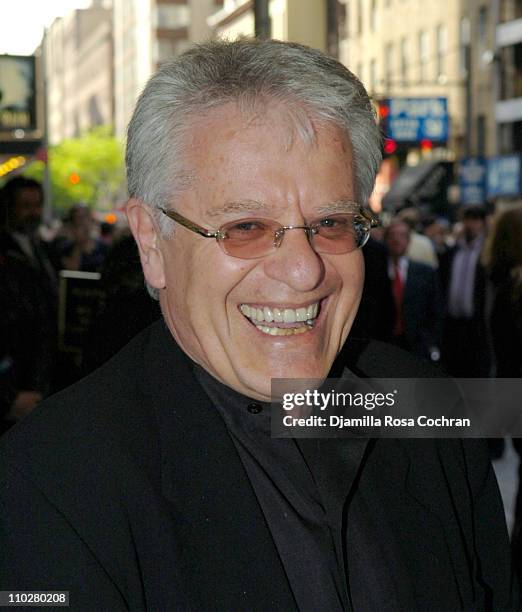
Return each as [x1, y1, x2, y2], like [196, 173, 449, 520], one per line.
[379, 104, 390, 119]
[384, 139, 397, 155]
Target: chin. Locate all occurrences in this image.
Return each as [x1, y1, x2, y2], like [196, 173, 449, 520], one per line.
[239, 359, 332, 402]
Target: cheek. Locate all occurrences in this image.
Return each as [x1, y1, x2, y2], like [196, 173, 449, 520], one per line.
[340, 253, 364, 294]
[169, 244, 255, 324]
[336, 256, 364, 326]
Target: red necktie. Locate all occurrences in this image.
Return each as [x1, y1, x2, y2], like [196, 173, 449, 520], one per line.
[392, 262, 404, 337]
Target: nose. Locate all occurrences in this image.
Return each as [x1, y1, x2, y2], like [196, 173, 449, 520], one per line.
[263, 226, 324, 292]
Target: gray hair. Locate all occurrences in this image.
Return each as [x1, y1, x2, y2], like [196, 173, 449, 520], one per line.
[126, 39, 382, 297]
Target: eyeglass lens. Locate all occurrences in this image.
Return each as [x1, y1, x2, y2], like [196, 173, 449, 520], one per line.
[218, 214, 370, 259]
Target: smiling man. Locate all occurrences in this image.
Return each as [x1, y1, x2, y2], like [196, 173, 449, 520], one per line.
[1, 40, 517, 611]
[128, 101, 365, 400]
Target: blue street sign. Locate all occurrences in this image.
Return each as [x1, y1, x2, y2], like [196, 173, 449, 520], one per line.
[384, 97, 449, 143]
[487, 154, 522, 198]
[459, 157, 487, 204]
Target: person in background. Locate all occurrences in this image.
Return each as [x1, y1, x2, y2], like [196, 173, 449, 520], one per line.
[384, 219, 443, 361]
[350, 234, 394, 342]
[484, 206, 522, 573]
[397, 206, 438, 269]
[60, 204, 108, 272]
[99, 221, 116, 247]
[439, 205, 491, 377]
[423, 216, 452, 263]
[0, 177, 57, 431]
[81, 230, 161, 375]
[485, 206, 522, 378]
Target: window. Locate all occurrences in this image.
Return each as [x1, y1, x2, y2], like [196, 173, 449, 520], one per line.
[339, 1, 348, 39]
[477, 115, 486, 155]
[500, 123, 511, 153]
[459, 17, 470, 77]
[400, 37, 409, 85]
[157, 38, 178, 62]
[383, 42, 394, 87]
[370, 58, 377, 92]
[357, 0, 363, 35]
[500, 0, 522, 22]
[478, 6, 488, 44]
[418, 30, 428, 83]
[155, 4, 190, 29]
[436, 24, 447, 81]
[370, 0, 377, 32]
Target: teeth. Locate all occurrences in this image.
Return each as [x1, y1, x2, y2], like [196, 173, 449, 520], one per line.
[308, 303, 318, 319]
[240, 301, 321, 330]
[295, 307, 307, 321]
[283, 308, 296, 323]
[256, 325, 309, 336]
[263, 306, 274, 322]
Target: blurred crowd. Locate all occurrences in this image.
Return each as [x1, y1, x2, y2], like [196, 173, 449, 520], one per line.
[0, 176, 160, 432]
[353, 199, 522, 570]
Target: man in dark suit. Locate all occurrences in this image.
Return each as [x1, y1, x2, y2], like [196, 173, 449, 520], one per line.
[384, 219, 443, 361]
[439, 206, 491, 377]
[351, 236, 395, 342]
[1, 40, 517, 610]
[0, 177, 57, 431]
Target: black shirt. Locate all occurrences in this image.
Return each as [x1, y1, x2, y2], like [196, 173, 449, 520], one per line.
[194, 365, 400, 611]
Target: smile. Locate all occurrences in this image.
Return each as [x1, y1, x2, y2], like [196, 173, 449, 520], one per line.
[239, 302, 320, 336]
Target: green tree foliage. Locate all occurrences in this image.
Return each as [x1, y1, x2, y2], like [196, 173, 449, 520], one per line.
[24, 126, 125, 212]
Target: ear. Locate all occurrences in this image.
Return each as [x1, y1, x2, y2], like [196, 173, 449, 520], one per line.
[126, 198, 166, 290]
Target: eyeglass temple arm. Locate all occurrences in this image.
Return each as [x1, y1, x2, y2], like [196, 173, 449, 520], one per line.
[360, 207, 381, 228]
[160, 208, 218, 238]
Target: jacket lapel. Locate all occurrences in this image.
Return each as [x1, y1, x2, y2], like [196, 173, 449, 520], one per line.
[141, 323, 296, 610]
[342, 341, 476, 608]
[399, 439, 475, 606]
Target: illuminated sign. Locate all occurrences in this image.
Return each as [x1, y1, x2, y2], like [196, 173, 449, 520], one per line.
[0, 55, 37, 131]
[380, 97, 449, 143]
[459, 157, 487, 204]
[487, 154, 522, 198]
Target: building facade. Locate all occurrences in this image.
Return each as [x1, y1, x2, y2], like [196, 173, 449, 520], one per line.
[45, 3, 113, 145]
[338, 0, 499, 160]
[495, 0, 522, 154]
[207, 0, 327, 51]
[113, 0, 221, 138]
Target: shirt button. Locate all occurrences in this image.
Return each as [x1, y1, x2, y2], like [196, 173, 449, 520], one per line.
[247, 402, 262, 414]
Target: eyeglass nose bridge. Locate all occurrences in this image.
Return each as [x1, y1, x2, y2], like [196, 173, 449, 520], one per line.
[273, 224, 317, 249]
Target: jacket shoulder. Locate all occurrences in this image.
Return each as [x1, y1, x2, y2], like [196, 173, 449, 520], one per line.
[0, 322, 169, 471]
[342, 337, 443, 378]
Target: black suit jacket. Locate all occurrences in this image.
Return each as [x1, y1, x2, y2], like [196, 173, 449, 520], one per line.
[352, 237, 394, 342]
[439, 244, 492, 376]
[439, 244, 488, 322]
[0, 322, 517, 610]
[400, 260, 443, 359]
[0, 231, 57, 419]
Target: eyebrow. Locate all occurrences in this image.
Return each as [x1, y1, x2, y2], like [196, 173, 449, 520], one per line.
[313, 199, 360, 215]
[206, 199, 270, 218]
[206, 197, 360, 219]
